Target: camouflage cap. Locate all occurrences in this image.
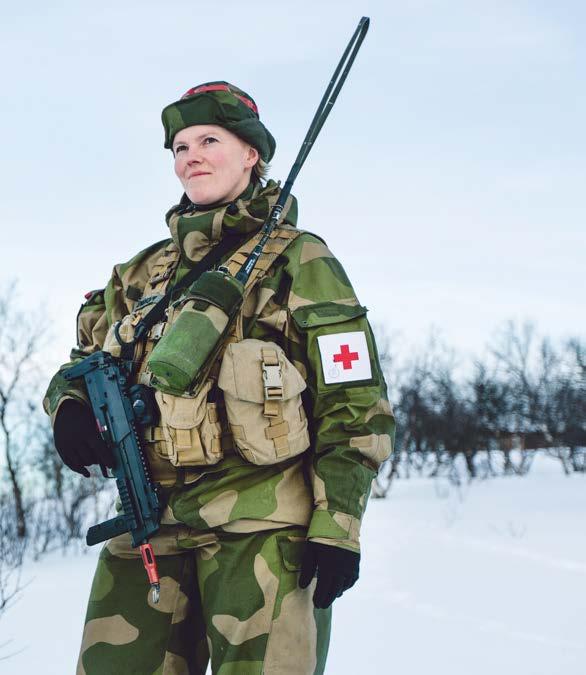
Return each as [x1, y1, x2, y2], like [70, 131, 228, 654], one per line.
[161, 81, 276, 162]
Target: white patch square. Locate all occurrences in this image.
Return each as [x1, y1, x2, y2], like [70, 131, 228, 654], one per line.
[317, 331, 372, 384]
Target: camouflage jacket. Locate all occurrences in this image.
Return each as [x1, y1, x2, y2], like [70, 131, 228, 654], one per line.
[43, 181, 395, 552]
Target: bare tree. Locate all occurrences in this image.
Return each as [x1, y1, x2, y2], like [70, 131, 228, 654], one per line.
[370, 324, 401, 496]
[491, 321, 542, 427]
[542, 339, 586, 472]
[0, 492, 27, 618]
[0, 282, 46, 539]
[30, 418, 113, 557]
[568, 338, 586, 381]
[374, 321, 586, 494]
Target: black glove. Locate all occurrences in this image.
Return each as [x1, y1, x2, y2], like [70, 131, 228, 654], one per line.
[53, 399, 114, 477]
[299, 541, 360, 609]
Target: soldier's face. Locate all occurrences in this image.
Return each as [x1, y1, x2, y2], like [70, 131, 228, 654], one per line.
[173, 125, 259, 205]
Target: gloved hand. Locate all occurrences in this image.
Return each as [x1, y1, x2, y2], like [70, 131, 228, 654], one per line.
[298, 541, 360, 609]
[53, 399, 115, 477]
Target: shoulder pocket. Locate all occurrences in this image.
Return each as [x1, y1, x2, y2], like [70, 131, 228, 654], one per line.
[291, 302, 379, 392]
[291, 301, 367, 330]
[76, 289, 106, 349]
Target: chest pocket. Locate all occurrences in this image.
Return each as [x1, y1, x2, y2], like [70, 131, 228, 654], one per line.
[218, 339, 310, 465]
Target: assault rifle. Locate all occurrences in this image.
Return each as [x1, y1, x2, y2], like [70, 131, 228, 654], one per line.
[64, 351, 162, 602]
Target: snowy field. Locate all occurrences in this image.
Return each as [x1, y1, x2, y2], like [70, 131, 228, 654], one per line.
[2, 454, 585, 674]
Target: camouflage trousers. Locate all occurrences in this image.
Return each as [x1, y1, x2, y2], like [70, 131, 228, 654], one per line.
[76, 524, 331, 675]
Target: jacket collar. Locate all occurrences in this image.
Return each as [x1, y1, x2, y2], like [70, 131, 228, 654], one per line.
[165, 180, 298, 264]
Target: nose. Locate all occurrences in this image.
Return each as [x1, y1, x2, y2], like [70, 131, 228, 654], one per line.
[186, 145, 203, 165]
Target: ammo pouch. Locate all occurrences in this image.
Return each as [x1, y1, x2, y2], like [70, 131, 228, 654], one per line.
[218, 339, 310, 465]
[150, 378, 224, 467]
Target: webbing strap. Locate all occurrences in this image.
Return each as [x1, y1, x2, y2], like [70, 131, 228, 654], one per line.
[149, 244, 181, 295]
[120, 232, 248, 361]
[224, 227, 300, 343]
[224, 228, 298, 281]
[263, 400, 290, 458]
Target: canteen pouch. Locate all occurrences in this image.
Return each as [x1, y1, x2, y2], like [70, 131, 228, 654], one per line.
[218, 339, 310, 465]
[147, 270, 245, 395]
[152, 379, 224, 467]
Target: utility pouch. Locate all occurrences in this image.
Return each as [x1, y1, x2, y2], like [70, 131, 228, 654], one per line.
[103, 315, 133, 358]
[103, 295, 163, 359]
[147, 271, 245, 395]
[218, 339, 310, 465]
[151, 379, 224, 467]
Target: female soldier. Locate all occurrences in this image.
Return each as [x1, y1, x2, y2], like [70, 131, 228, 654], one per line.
[44, 81, 394, 675]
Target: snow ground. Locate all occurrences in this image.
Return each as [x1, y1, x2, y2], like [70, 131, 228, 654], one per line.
[2, 455, 585, 674]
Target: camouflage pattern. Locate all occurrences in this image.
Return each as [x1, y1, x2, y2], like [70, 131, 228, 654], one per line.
[147, 270, 245, 395]
[43, 178, 395, 669]
[78, 524, 330, 674]
[161, 81, 276, 162]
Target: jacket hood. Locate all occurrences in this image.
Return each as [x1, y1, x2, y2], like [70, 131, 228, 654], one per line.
[165, 180, 298, 264]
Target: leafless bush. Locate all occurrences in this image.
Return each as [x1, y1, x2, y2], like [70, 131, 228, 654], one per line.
[0, 280, 114, 631]
[374, 323, 586, 495]
[0, 281, 47, 540]
[0, 493, 26, 619]
[28, 419, 115, 557]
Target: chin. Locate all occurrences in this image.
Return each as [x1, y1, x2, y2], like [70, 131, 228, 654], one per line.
[186, 186, 226, 205]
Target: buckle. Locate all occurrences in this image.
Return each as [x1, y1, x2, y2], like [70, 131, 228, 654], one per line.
[150, 322, 165, 341]
[262, 363, 283, 400]
[135, 294, 163, 311]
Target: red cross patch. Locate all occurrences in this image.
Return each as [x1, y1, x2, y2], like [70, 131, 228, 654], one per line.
[317, 331, 372, 384]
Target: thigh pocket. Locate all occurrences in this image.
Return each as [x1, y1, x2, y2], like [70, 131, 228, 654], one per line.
[277, 535, 304, 573]
[218, 339, 310, 465]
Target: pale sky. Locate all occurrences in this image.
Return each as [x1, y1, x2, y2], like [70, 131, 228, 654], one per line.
[1, 0, 583, 374]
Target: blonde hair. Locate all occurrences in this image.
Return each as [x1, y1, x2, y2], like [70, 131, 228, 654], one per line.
[252, 158, 270, 184]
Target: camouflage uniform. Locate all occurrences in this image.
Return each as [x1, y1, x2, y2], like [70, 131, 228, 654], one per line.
[45, 76, 394, 673]
[44, 177, 394, 674]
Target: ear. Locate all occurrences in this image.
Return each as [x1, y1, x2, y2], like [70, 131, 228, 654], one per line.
[243, 145, 259, 169]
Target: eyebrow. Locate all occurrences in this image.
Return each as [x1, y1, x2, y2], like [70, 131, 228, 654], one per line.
[173, 131, 221, 148]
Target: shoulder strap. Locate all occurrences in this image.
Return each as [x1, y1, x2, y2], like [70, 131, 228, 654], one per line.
[201, 226, 303, 385]
[224, 226, 302, 342]
[126, 233, 247, 353]
[125, 225, 301, 362]
[223, 226, 300, 287]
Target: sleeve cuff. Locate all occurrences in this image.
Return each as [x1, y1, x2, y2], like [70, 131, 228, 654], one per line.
[307, 509, 361, 552]
[46, 391, 89, 426]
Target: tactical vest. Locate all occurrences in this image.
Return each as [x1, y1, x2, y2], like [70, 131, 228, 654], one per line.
[111, 224, 304, 487]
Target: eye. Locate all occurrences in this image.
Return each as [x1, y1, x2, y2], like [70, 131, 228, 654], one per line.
[202, 136, 218, 145]
[174, 143, 188, 155]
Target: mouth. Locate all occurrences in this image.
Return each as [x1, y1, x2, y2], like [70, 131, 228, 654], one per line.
[187, 171, 211, 179]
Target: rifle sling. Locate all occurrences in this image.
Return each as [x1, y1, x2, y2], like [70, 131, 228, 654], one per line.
[122, 233, 248, 360]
